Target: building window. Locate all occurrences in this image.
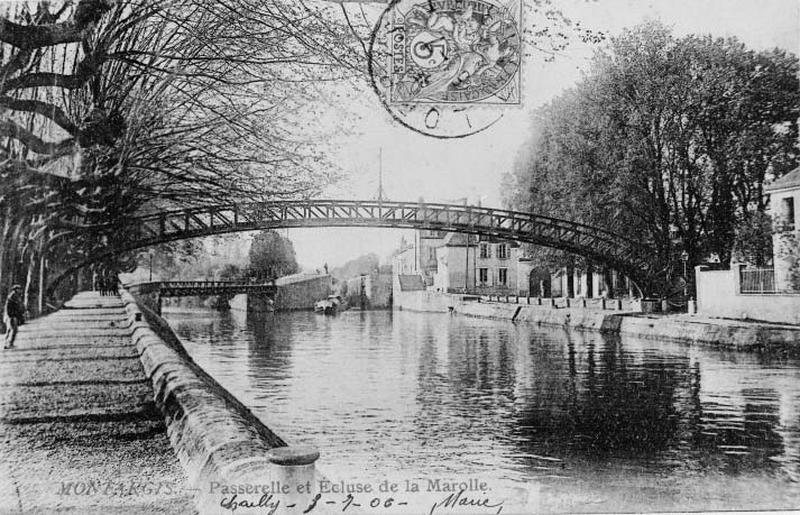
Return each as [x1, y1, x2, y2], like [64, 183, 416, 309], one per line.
[479, 243, 489, 259]
[478, 268, 489, 285]
[497, 244, 508, 259]
[498, 268, 508, 286]
[428, 247, 436, 261]
[782, 197, 795, 230]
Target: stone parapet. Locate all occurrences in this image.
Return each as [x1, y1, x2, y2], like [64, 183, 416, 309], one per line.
[119, 289, 325, 514]
[613, 315, 800, 352]
[397, 290, 800, 352]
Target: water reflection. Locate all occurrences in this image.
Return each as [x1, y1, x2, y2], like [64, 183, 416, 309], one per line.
[165, 308, 800, 511]
[518, 333, 687, 460]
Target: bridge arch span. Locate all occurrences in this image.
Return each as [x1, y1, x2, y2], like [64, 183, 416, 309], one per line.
[46, 200, 654, 298]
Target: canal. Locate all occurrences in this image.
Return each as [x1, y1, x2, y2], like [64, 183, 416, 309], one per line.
[163, 307, 800, 513]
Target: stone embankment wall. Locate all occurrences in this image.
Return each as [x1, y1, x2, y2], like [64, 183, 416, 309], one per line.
[393, 290, 454, 313]
[229, 293, 274, 312]
[395, 290, 800, 352]
[121, 289, 323, 513]
[344, 273, 393, 309]
[275, 274, 331, 310]
[229, 275, 332, 312]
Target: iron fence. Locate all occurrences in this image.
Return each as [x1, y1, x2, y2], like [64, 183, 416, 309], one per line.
[739, 268, 776, 294]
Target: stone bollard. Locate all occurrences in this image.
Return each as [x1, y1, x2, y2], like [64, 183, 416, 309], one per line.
[197, 446, 322, 514]
[661, 299, 669, 313]
[266, 446, 321, 509]
[688, 298, 696, 315]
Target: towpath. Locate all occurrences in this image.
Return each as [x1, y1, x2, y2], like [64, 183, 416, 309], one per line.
[0, 292, 194, 514]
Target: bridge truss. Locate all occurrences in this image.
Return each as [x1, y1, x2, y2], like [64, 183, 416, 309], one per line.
[48, 200, 656, 297]
[128, 281, 277, 298]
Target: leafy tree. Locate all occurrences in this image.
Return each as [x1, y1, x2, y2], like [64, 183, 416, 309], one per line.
[0, 0, 367, 306]
[732, 211, 773, 267]
[0, 0, 621, 308]
[330, 253, 379, 280]
[506, 21, 799, 295]
[137, 234, 249, 282]
[248, 230, 300, 280]
[216, 264, 244, 282]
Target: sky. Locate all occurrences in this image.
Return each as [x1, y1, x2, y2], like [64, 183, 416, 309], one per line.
[265, 0, 799, 271]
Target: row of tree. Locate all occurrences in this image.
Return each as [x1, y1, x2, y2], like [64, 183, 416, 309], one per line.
[505, 22, 799, 295]
[0, 1, 668, 309]
[146, 230, 299, 284]
[0, 0, 368, 310]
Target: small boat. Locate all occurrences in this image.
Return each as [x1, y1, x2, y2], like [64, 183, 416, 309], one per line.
[314, 295, 342, 315]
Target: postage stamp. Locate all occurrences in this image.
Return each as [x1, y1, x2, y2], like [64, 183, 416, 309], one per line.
[369, 0, 523, 138]
[386, 0, 522, 105]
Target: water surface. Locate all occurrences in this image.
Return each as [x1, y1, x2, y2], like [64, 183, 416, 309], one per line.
[164, 308, 800, 512]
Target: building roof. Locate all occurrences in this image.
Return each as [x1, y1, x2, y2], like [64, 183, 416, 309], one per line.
[765, 167, 800, 193]
[397, 275, 425, 291]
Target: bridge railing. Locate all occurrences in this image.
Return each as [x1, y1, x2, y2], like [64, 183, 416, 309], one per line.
[69, 200, 644, 249]
[163, 281, 274, 288]
[480, 294, 641, 311]
[144, 201, 648, 269]
[49, 200, 656, 300]
[209, 201, 629, 238]
[126, 281, 278, 293]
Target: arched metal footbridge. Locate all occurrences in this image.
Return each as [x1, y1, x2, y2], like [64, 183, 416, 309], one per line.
[47, 199, 656, 298]
[128, 281, 277, 298]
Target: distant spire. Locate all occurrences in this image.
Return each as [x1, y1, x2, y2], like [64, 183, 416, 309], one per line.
[376, 148, 387, 203]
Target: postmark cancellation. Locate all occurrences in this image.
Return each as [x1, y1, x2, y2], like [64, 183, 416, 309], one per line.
[386, 0, 522, 106]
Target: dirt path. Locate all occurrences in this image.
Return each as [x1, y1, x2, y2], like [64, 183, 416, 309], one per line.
[0, 292, 195, 514]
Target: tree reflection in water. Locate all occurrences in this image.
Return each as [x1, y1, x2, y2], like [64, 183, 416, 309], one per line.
[166, 308, 800, 511]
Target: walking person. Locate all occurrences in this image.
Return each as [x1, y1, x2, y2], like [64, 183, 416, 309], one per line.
[4, 285, 25, 349]
[109, 272, 119, 296]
